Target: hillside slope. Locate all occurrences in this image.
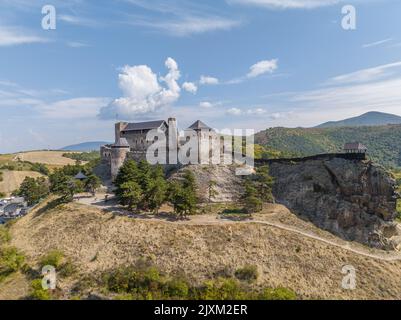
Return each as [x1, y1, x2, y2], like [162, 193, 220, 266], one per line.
[317, 111, 401, 128]
[6, 200, 401, 299]
[255, 125, 401, 168]
[0, 170, 44, 196]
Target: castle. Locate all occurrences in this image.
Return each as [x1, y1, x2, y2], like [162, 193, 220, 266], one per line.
[101, 118, 220, 180]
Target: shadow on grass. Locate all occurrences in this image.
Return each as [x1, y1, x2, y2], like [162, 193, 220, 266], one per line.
[33, 197, 67, 218]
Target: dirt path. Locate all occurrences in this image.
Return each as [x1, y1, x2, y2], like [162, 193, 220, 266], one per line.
[74, 194, 401, 263]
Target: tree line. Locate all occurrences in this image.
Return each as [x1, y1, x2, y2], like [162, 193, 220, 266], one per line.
[115, 160, 197, 219]
[16, 163, 101, 206]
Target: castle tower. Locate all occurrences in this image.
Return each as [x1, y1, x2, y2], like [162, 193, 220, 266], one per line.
[115, 122, 128, 144]
[110, 137, 130, 181]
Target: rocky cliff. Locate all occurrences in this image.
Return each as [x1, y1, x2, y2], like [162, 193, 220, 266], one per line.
[268, 157, 400, 249]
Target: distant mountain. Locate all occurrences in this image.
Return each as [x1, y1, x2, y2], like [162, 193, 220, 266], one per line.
[316, 112, 401, 128]
[60, 141, 110, 152]
[255, 124, 401, 169]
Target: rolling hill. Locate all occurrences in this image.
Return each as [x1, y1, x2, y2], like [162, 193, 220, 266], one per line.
[60, 141, 110, 152]
[254, 124, 401, 169]
[316, 111, 401, 128]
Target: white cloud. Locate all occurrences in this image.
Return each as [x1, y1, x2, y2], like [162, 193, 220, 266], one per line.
[247, 108, 267, 115]
[292, 77, 401, 118]
[0, 26, 48, 46]
[200, 101, 213, 108]
[99, 57, 181, 119]
[247, 59, 278, 78]
[200, 75, 219, 85]
[58, 14, 99, 27]
[228, 0, 342, 9]
[328, 61, 401, 85]
[129, 15, 241, 37]
[226, 107, 269, 116]
[362, 38, 393, 48]
[182, 82, 198, 94]
[38, 97, 110, 119]
[226, 107, 242, 115]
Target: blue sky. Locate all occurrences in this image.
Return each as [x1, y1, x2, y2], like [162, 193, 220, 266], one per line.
[1, 0, 401, 153]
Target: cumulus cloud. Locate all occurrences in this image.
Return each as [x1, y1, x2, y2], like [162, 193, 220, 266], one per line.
[200, 75, 219, 85]
[247, 59, 278, 78]
[182, 81, 198, 94]
[99, 57, 181, 119]
[200, 101, 213, 108]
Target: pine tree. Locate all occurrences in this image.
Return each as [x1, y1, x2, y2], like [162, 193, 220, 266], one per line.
[84, 174, 102, 196]
[18, 177, 50, 206]
[119, 181, 143, 212]
[255, 166, 274, 203]
[147, 166, 167, 214]
[242, 180, 263, 214]
[115, 160, 140, 199]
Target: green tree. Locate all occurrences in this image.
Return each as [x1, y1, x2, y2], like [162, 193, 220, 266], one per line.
[242, 180, 263, 214]
[255, 166, 274, 203]
[119, 181, 143, 212]
[17, 176, 50, 206]
[84, 174, 101, 195]
[137, 160, 152, 209]
[115, 160, 140, 196]
[50, 173, 83, 203]
[147, 167, 167, 214]
[168, 171, 197, 219]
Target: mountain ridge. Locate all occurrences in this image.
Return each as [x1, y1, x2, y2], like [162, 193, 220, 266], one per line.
[60, 141, 110, 152]
[316, 111, 401, 128]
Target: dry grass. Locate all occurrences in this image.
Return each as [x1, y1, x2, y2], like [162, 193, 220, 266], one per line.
[0, 170, 44, 196]
[15, 151, 77, 166]
[6, 199, 401, 300]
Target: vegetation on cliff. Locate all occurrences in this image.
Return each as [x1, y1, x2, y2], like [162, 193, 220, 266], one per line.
[255, 124, 401, 168]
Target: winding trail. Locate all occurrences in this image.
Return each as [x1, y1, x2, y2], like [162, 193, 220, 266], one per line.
[75, 193, 401, 263]
[244, 220, 401, 262]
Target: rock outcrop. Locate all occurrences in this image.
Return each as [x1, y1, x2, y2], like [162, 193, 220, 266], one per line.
[268, 157, 400, 249]
[170, 164, 245, 203]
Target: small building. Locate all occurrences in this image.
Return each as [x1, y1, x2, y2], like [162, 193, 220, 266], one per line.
[344, 142, 367, 154]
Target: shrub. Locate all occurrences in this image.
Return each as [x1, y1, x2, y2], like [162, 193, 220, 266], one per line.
[166, 279, 189, 298]
[59, 260, 76, 278]
[259, 287, 297, 300]
[200, 278, 246, 300]
[29, 279, 51, 300]
[234, 265, 259, 282]
[0, 226, 11, 246]
[40, 250, 64, 269]
[0, 247, 25, 278]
